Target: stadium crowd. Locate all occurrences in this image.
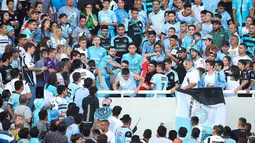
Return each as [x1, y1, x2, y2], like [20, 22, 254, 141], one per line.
[0, 0, 254, 142]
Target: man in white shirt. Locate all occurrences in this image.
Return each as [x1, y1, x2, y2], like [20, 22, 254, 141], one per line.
[100, 120, 116, 143]
[52, 85, 68, 120]
[149, 0, 165, 36]
[109, 106, 123, 134]
[22, 43, 47, 109]
[5, 68, 31, 100]
[232, 43, 252, 65]
[204, 125, 225, 143]
[181, 59, 200, 90]
[69, 59, 95, 87]
[190, 45, 205, 69]
[149, 125, 172, 143]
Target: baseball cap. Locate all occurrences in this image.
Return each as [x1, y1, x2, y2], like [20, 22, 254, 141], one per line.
[55, 61, 65, 72]
[202, 34, 213, 40]
[177, 47, 186, 53]
[102, 98, 112, 106]
[7, 26, 14, 34]
[190, 45, 200, 54]
[212, 20, 222, 25]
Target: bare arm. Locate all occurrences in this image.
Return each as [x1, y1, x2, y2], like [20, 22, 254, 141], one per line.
[250, 8, 254, 18]
[96, 68, 104, 89]
[90, 15, 98, 27]
[232, 9, 237, 25]
[166, 53, 180, 63]
[183, 83, 198, 90]
[7, 104, 15, 119]
[108, 60, 121, 68]
[234, 80, 249, 93]
[112, 76, 119, 90]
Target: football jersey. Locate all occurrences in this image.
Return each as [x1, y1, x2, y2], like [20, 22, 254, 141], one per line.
[87, 46, 107, 67]
[115, 127, 133, 143]
[150, 73, 168, 97]
[67, 82, 80, 104]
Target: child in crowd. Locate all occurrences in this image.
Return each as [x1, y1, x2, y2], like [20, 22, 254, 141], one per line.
[59, 14, 72, 45]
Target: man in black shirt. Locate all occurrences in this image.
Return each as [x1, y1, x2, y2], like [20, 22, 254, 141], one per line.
[164, 58, 179, 97]
[99, 25, 111, 50]
[230, 117, 249, 142]
[0, 53, 13, 85]
[173, 48, 187, 84]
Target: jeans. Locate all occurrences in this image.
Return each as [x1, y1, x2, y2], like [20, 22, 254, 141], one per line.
[28, 84, 37, 110]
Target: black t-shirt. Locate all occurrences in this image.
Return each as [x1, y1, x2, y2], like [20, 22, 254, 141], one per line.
[166, 70, 179, 90]
[0, 65, 13, 85]
[112, 36, 131, 58]
[173, 58, 186, 84]
[100, 37, 111, 51]
[82, 95, 99, 122]
[240, 70, 253, 89]
[230, 129, 249, 142]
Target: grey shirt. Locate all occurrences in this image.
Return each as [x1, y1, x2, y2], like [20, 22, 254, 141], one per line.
[36, 121, 48, 135]
[14, 105, 32, 128]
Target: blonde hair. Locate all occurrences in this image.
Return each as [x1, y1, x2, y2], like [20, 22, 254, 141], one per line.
[91, 119, 101, 132]
[53, 26, 62, 44]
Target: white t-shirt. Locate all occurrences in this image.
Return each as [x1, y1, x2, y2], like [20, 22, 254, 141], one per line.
[52, 96, 68, 120]
[228, 47, 239, 64]
[225, 76, 240, 97]
[0, 35, 10, 54]
[149, 10, 165, 34]
[181, 68, 200, 89]
[149, 137, 172, 143]
[16, 46, 26, 57]
[105, 130, 116, 143]
[108, 116, 123, 134]
[69, 68, 95, 87]
[204, 73, 215, 87]
[4, 78, 31, 95]
[22, 53, 37, 84]
[14, 105, 32, 128]
[56, 73, 65, 86]
[1, 0, 18, 11]
[232, 55, 252, 65]
[194, 57, 206, 69]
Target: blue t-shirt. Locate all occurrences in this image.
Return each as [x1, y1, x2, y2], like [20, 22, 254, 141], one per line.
[98, 55, 118, 78]
[121, 53, 142, 74]
[115, 127, 133, 143]
[22, 28, 33, 39]
[224, 138, 237, 143]
[44, 84, 58, 96]
[66, 124, 80, 143]
[182, 138, 198, 143]
[67, 82, 80, 104]
[98, 10, 117, 30]
[232, 0, 253, 24]
[32, 109, 40, 127]
[114, 8, 129, 24]
[150, 73, 168, 97]
[161, 22, 181, 36]
[58, 6, 80, 28]
[87, 46, 107, 67]
[29, 138, 41, 143]
[7, 92, 20, 112]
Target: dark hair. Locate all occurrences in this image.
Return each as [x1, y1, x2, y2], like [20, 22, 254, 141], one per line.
[57, 85, 66, 95]
[46, 73, 57, 87]
[163, 58, 172, 65]
[41, 19, 50, 37]
[240, 43, 247, 49]
[224, 56, 231, 62]
[71, 50, 81, 60]
[112, 106, 122, 116]
[24, 43, 35, 52]
[157, 62, 165, 71]
[143, 129, 152, 139]
[191, 116, 199, 125]
[131, 7, 139, 12]
[39, 110, 48, 120]
[0, 96, 3, 109]
[6, 0, 14, 5]
[117, 24, 125, 29]
[17, 34, 27, 42]
[59, 13, 67, 19]
[201, 10, 207, 15]
[169, 27, 176, 32]
[10, 68, 20, 79]
[0, 112, 9, 124]
[178, 127, 188, 137]
[191, 128, 200, 139]
[88, 60, 96, 68]
[168, 130, 177, 141]
[2, 119, 11, 130]
[194, 32, 201, 37]
[238, 59, 247, 66]
[223, 126, 232, 137]
[214, 13, 222, 19]
[206, 11, 213, 17]
[14, 80, 23, 91]
[180, 21, 187, 25]
[170, 35, 178, 40]
[18, 128, 29, 139]
[230, 65, 240, 81]
[74, 113, 83, 124]
[205, 60, 215, 67]
[1, 53, 10, 62]
[30, 127, 40, 138]
[168, 10, 176, 16]
[245, 123, 252, 133]
[157, 125, 167, 137]
[213, 125, 224, 136]
[122, 60, 129, 66]
[47, 48, 56, 54]
[215, 61, 224, 69]
[184, 2, 191, 8]
[57, 121, 67, 132]
[84, 78, 93, 88]
[67, 105, 79, 117]
[188, 24, 196, 29]
[71, 134, 83, 143]
[101, 25, 108, 30]
[122, 68, 130, 75]
[2, 90, 11, 99]
[239, 117, 247, 127]
[73, 72, 81, 82]
[97, 134, 108, 143]
[148, 30, 156, 36]
[28, 19, 37, 25]
[89, 86, 98, 96]
[217, 1, 225, 7]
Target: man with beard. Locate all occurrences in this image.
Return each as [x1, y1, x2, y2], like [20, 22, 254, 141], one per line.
[161, 11, 180, 41]
[210, 20, 228, 49]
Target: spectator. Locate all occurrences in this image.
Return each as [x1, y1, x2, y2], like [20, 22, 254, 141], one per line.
[0, 53, 13, 85]
[233, 44, 252, 65]
[29, 127, 41, 142]
[202, 34, 219, 57]
[17, 128, 29, 143]
[204, 125, 225, 143]
[191, 116, 203, 142]
[72, 17, 91, 43]
[215, 2, 233, 32]
[14, 95, 32, 128]
[52, 85, 68, 120]
[178, 127, 187, 140]
[142, 30, 158, 56]
[109, 106, 122, 134]
[181, 59, 200, 90]
[66, 113, 83, 143]
[114, 0, 128, 25]
[201, 11, 213, 35]
[149, 125, 172, 143]
[44, 73, 58, 96]
[223, 126, 236, 143]
[97, 134, 108, 143]
[242, 16, 253, 36]
[100, 120, 116, 143]
[115, 114, 133, 143]
[230, 117, 249, 142]
[177, 3, 194, 25]
[81, 3, 98, 35]
[148, 0, 165, 35]
[44, 121, 68, 143]
[183, 128, 200, 143]
[36, 110, 49, 136]
[190, 45, 205, 69]
[50, 26, 67, 48]
[168, 130, 177, 142]
[22, 19, 38, 46]
[174, 48, 187, 84]
[0, 23, 10, 56]
[0, 119, 15, 143]
[225, 65, 240, 97]
[216, 41, 230, 61]
[210, 20, 229, 49]
[243, 23, 255, 57]
[6, 80, 24, 119]
[63, 105, 79, 127]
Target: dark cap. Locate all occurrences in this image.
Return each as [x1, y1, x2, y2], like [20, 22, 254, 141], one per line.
[120, 114, 131, 123]
[222, 41, 230, 47]
[10, 47, 21, 53]
[177, 47, 186, 53]
[149, 60, 157, 67]
[212, 20, 222, 25]
[56, 61, 65, 72]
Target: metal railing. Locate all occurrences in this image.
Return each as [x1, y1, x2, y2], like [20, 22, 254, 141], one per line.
[97, 90, 255, 98]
